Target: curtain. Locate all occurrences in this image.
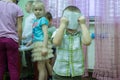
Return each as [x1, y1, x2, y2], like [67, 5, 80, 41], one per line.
[42, 0, 89, 27]
[93, 0, 120, 80]
[41, 0, 89, 77]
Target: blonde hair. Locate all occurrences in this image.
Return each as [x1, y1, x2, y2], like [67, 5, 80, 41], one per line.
[32, 1, 45, 11]
[26, 0, 34, 5]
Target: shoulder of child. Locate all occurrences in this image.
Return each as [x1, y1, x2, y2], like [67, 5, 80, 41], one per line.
[40, 17, 49, 26]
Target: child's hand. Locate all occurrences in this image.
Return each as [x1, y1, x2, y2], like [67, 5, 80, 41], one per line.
[25, 40, 32, 47]
[22, 36, 26, 39]
[60, 17, 69, 27]
[78, 16, 86, 24]
[41, 47, 48, 56]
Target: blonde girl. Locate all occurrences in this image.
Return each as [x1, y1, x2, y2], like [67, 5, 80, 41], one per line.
[32, 1, 53, 80]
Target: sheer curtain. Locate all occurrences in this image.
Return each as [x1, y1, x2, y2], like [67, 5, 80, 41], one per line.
[42, 0, 89, 27]
[93, 0, 120, 80]
[41, 0, 89, 77]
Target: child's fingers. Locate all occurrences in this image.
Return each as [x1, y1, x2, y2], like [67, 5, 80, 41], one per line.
[60, 17, 69, 25]
[61, 17, 68, 21]
[41, 47, 48, 56]
[78, 16, 86, 24]
[78, 16, 85, 21]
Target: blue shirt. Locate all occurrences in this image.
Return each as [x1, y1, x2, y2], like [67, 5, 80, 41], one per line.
[32, 17, 48, 42]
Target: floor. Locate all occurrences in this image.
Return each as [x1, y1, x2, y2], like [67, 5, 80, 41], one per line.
[4, 71, 97, 80]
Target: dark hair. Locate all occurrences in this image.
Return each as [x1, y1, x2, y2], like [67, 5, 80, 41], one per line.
[16, 0, 19, 4]
[45, 12, 53, 21]
[12, 0, 19, 4]
[63, 6, 81, 13]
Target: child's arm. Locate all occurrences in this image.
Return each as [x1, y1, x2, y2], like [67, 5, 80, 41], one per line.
[42, 24, 48, 56]
[17, 16, 23, 45]
[22, 32, 32, 40]
[78, 16, 92, 46]
[53, 17, 68, 46]
[25, 40, 32, 47]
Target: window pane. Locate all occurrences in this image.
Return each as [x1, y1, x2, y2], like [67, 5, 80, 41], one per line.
[89, 0, 95, 16]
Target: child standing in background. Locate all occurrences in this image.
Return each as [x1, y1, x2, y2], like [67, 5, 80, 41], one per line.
[20, 0, 35, 79]
[45, 12, 56, 80]
[22, 0, 35, 45]
[32, 1, 54, 80]
[45, 12, 56, 41]
[0, 0, 23, 80]
[52, 6, 92, 80]
[45, 12, 56, 66]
